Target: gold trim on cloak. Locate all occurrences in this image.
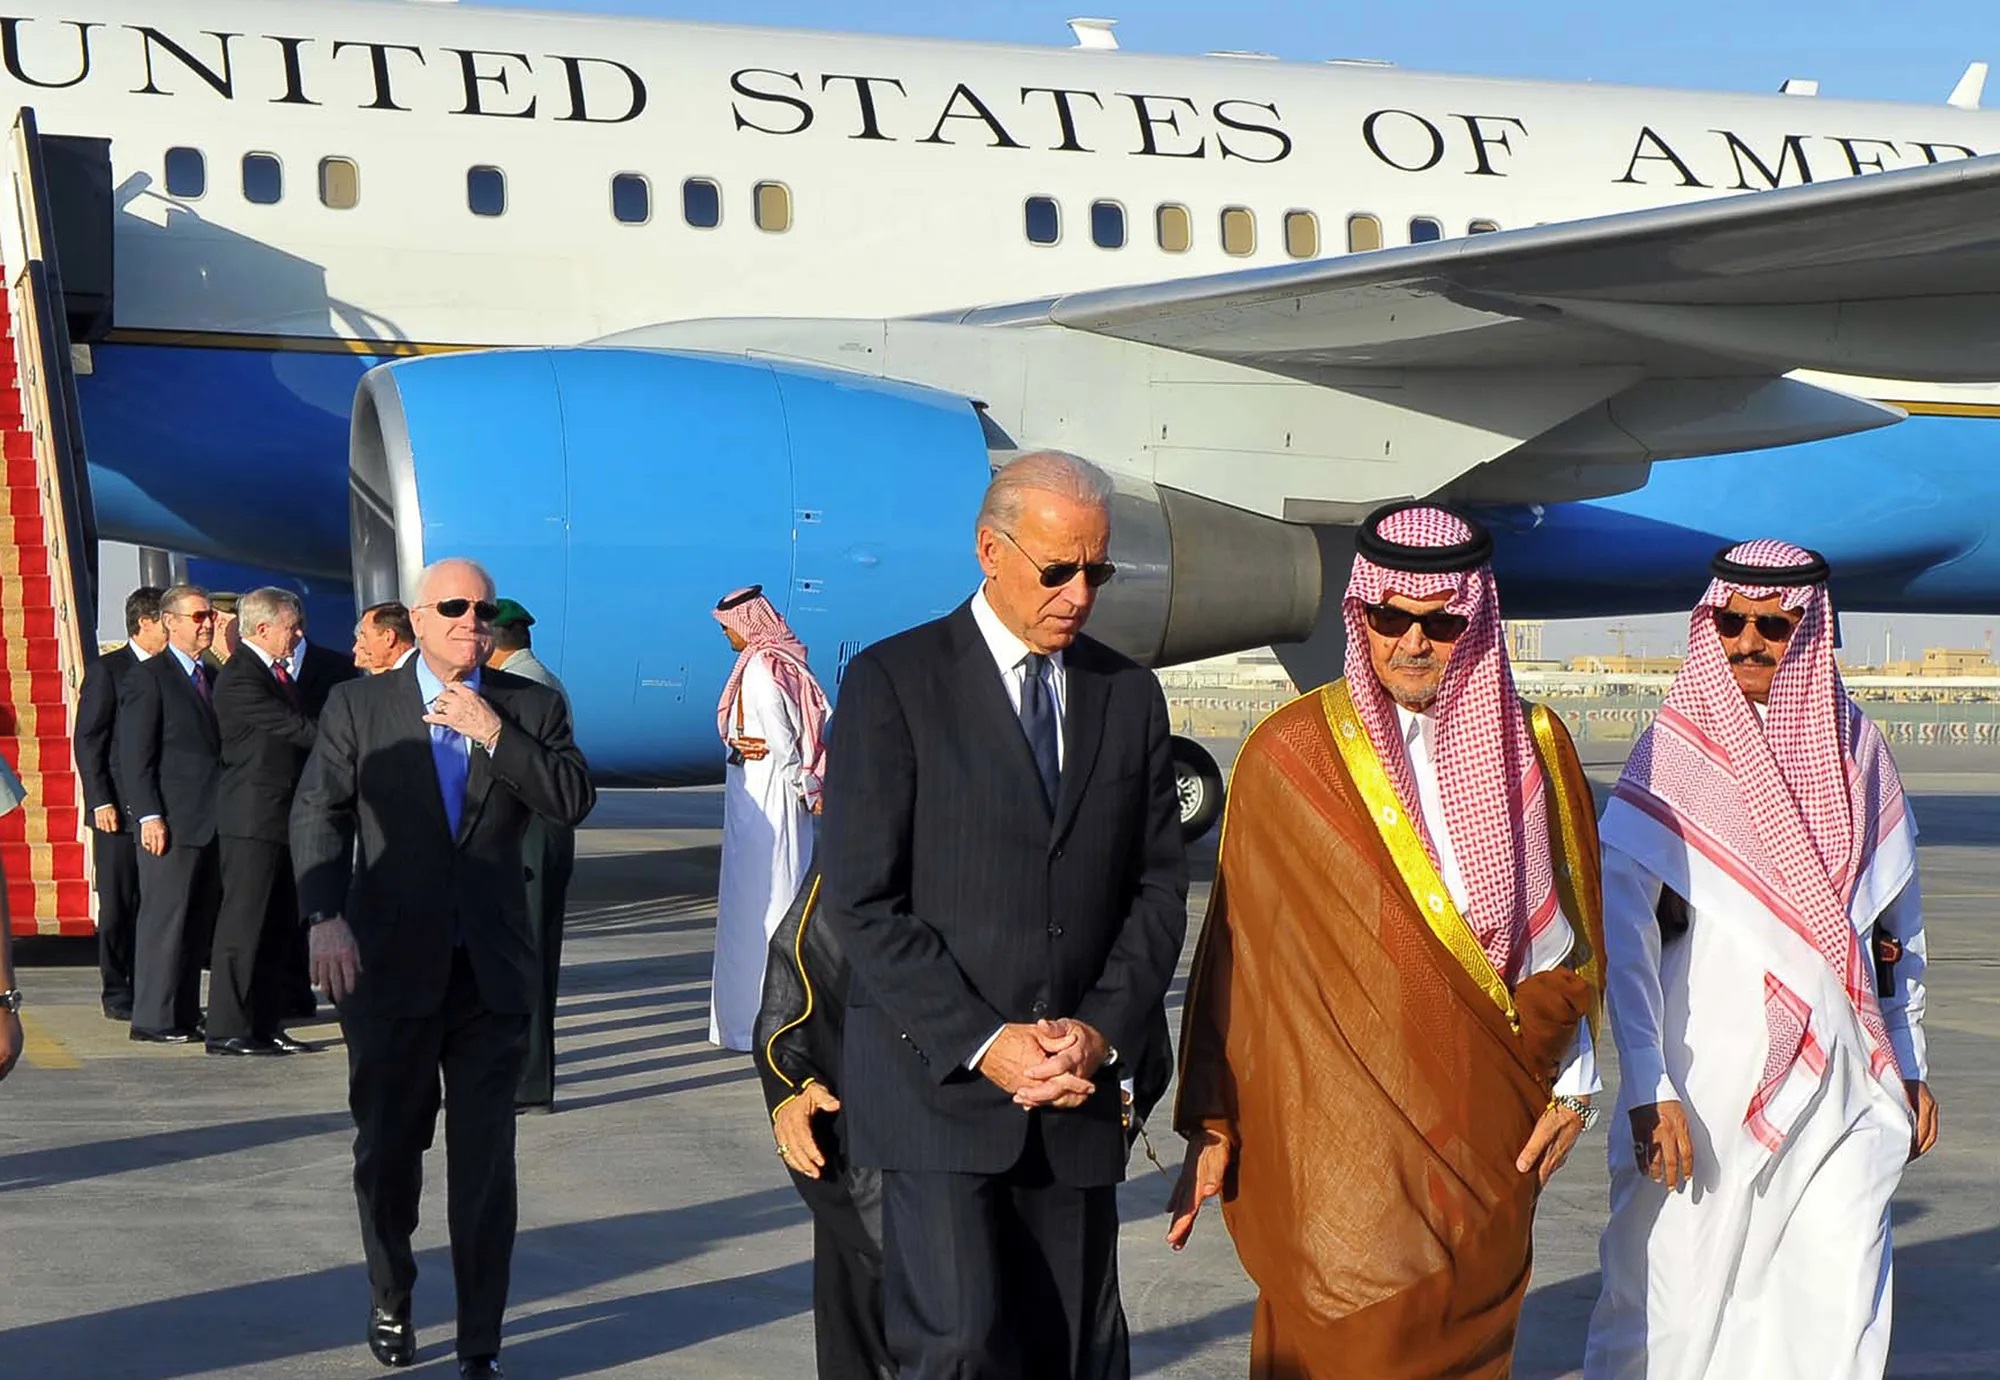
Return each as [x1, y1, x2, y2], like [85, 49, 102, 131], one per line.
[1321, 680, 1520, 1031]
[1528, 703, 1606, 1046]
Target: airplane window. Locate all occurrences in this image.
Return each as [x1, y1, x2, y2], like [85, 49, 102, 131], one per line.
[755, 181, 792, 233]
[1025, 195, 1060, 245]
[1347, 213, 1383, 253]
[164, 147, 205, 199]
[1090, 200, 1126, 250]
[684, 178, 721, 229]
[467, 165, 506, 218]
[1156, 203, 1192, 253]
[1220, 206, 1256, 257]
[241, 153, 281, 206]
[1410, 216, 1443, 244]
[1468, 218, 1500, 235]
[319, 157, 359, 210]
[1284, 210, 1319, 259]
[611, 173, 650, 225]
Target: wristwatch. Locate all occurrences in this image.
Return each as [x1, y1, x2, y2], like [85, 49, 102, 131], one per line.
[1551, 1094, 1599, 1131]
[0, 988, 22, 1014]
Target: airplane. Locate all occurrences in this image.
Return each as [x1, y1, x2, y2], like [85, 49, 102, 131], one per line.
[4, 0, 2000, 901]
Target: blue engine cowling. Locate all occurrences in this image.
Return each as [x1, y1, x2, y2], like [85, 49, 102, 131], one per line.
[350, 348, 991, 783]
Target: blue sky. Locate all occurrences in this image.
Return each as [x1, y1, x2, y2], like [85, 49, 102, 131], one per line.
[469, 0, 1999, 659]
[473, 0, 1991, 106]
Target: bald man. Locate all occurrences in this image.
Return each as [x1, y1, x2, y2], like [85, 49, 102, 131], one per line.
[292, 558, 596, 1378]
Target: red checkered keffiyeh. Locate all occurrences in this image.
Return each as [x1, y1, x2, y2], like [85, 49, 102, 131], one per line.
[1342, 505, 1559, 983]
[1611, 539, 1910, 1151]
[714, 587, 831, 808]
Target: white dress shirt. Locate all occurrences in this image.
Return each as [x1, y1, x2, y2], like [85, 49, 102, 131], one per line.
[1396, 707, 1598, 1096]
[968, 586, 1066, 766]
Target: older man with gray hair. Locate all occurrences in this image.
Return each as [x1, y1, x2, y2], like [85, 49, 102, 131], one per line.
[209, 586, 319, 1056]
[819, 450, 1187, 1379]
[293, 557, 596, 1377]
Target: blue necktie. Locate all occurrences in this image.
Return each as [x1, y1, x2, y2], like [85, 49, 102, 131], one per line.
[431, 715, 468, 837]
[1019, 653, 1059, 807]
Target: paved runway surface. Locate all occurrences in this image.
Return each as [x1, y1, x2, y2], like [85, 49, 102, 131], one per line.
[2, 745, 1995, 1378]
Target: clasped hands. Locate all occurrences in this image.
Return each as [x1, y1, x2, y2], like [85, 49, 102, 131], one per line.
[978, 1017, 1109, 1111]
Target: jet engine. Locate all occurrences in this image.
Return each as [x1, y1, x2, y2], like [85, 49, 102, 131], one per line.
[349, 347, 1317, 782]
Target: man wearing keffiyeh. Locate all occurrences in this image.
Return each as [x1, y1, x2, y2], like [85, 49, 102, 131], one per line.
[1170, 502, 1606, 1379]
[1585, 541, 1939, 1380]
[709, 585, 832, 1052]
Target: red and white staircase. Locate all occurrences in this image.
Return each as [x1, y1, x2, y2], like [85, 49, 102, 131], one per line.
[0, 282, 92, 937]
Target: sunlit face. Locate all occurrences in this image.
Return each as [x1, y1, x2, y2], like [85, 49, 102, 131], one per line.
[411, 562, 495, 679]
[1364, 591, 1464, 711]
[1716, 591, 1801, 706]
[975, 492, 1110, 654]
[162, 593, 215, 658]
[246, 608, 302, 662]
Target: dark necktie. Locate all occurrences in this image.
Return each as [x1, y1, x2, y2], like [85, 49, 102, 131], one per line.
[1019, 652, 1059, 807]
[272, 658, 300, 707]
[189, 662, 210, 704]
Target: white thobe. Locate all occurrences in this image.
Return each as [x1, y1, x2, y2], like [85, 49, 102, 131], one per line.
[1396, 708, 1597, 1096]
[1584, 823, 1927, 1380]
[710, 653, 817, 1051]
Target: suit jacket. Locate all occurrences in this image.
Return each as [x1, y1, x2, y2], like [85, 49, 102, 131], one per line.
[76, 643, 143, 815]
[818, 602, 1188, 1187]
[289, 659, 597, 1019]
[116, 650, 221, 847]
[214, 650, 317, 843]
[294, 640, 359, 721]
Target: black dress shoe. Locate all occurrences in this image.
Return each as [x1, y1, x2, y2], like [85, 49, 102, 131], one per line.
[206, 1036, 286, 1057]
[368, 1306, 415, 1368]
[129, 1027, 197, 1045]
[458, 1358, 503, 1378]
[102, 1001, 133, 1022]
[266, 1031, 316, 1054]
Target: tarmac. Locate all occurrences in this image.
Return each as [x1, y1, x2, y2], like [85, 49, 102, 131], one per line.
[0, 742, 1995, 1379]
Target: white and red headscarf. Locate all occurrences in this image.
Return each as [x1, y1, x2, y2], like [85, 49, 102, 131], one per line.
[1343, 503, 1560, 984]
[714, 586, 831, 808]
[1610, 539, 1912, 1152]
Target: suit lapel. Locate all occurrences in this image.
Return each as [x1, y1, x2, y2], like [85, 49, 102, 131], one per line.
[1051, 649, 1108, 846]
[456, 678, 500, 846]
[947, 604, 1054, 821]
[392, 661, 457, 845]
[165, 654, 219, 743]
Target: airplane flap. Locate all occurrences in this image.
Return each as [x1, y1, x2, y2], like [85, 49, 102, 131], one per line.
[958, 154, 2000, 383]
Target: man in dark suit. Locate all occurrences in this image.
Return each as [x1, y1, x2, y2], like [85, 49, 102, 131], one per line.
[116, 583, 223, 1044]
[208, 588, 320, 1057]
[292, 557, 596, 1379]
[819, 451, 1188, 1380]
[273, 608, 361, 1022]
[76, 586, 167, 1021]
[291, 619, 361, 720]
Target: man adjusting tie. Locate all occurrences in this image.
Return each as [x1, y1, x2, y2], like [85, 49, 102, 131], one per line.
[291, 558, 595, 1378]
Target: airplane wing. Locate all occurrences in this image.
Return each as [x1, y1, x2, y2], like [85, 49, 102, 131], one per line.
[956, 153, 2000, 382]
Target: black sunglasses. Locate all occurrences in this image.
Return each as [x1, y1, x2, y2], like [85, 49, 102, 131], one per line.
[1363, 602, 1469, 642]
[419, 598, 500, 623]
[1001, 530, 1116, 589]
[1714, 610, 1798, 642]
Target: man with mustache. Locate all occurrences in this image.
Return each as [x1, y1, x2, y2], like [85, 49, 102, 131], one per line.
[1170, 503, 1605, 1378]
[1585, 541, 1939, 1380]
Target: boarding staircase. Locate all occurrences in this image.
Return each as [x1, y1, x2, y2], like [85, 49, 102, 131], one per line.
[0, 108, 99, 938]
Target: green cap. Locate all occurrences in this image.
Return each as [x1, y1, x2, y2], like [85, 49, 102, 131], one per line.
[489, 597, 535, 629]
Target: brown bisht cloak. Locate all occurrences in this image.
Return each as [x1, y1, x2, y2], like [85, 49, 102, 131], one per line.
[1175, 682, 1605, 1379]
